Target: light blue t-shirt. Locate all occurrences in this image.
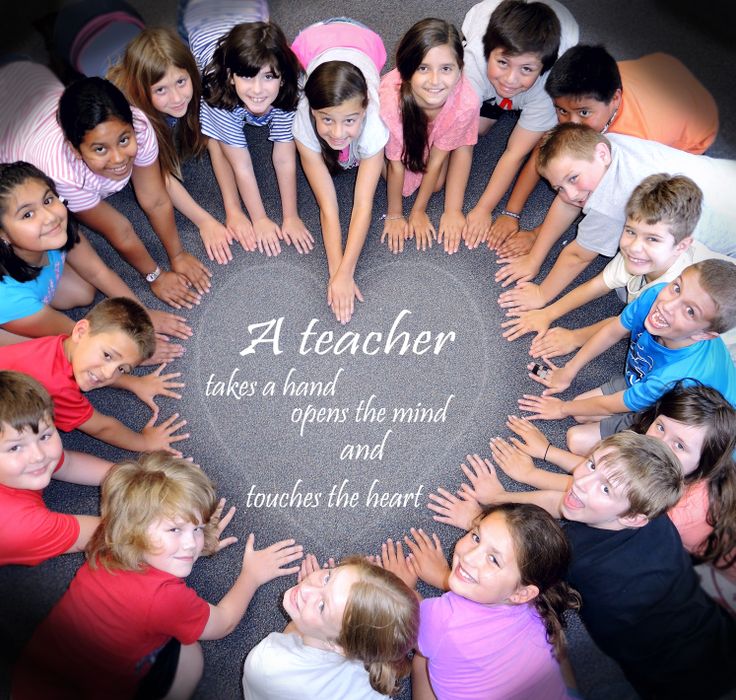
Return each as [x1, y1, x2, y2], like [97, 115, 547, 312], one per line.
[0, 249, 65, 324]
[620, 283, 736, 411]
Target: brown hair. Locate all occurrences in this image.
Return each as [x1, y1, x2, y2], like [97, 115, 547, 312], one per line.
[85, 297, 155, 362]
[482, 0, 561, 73]
[593, 432, 683, 519]
[87, 452, 219, 571]
[335, 556, 419, 696]
[630, 381, 736, 569]
[0, 370, 54, 434]
[625, 174, 703, 243]
[537, 122, 610, 173]
[108, 27, 207, 180]
[689, 259, 736, 333]
[396, 18, 463, 173]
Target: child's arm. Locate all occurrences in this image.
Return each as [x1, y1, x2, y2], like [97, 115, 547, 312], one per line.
[500, 272, 611, 341]
[53, 449, 112, 486]
[487, 437, 572, 491]
[403, 528, 451, 591]
[529, 319, 612, 361]
[130, 161, 212, 295]
[518, 389, 628, 421]
[505, 415, 581, 473]
[379, 538, 418, 591]
[407, 147, 450, 252]
[206, 139, 256, 251]
[272, 140, 314, 254]
[199, 533, 303, 640]
[165, 174, 233, 265]
[381, 159, 410, 254]
[428, 486, 483, 530]
[440, 144, 473, 255]
[466, 125, 543, 244]
[111, 364, 184, 414]
[78, 409, 189, 455]
[65, 515, 101, 555]
[220, 143, 281, 257]
[411, 653, 437, 700]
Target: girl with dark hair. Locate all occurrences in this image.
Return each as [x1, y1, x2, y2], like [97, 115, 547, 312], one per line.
[0, 61, 211, 311]
[291, 19, 389, 324]
[381, 503, 579, 699]
[0, 161, 189, 359]
[184, 0, 312, 258]
[379, 19, 479, 255]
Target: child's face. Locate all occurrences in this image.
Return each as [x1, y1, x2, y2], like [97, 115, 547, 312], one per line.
[77, 117, 138, 181]
[283, 565, 359, 644]
[645, 414, 707, 476]
[0, 418, 62, 491]
[410, 44, 461, 113]
[486, 48, 543, 99]
[68, 321, 142, 392]
[561, 447, 634, 529]
[150, 65, 194, 119]
[230, 65, 282, 116]
[644, 267, 718, 348]
[553, 91, 622, 133]
[0, 179, 68, 265]
[311, 95, 366, 151]
[449, 511, 526, 605]
[619, 218, 689, 279]
[541, 144, 611, 208]
[143, 513, 205, 578]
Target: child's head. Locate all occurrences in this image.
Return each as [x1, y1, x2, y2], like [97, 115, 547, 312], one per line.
[203, 21, 300, 116]
[396, 18, 463, 173]
[67, 297, 155, 392]
[545, 45, 622, 133]
[107, 28, 206, 180]
[688, 259, 736, 334]
[87, 451, 219, 574]
[58, 78, 137, 181]
[619, 174, 702, 278]
[304, 61, 369, 173]
[0, 371, 62, 491]
[283, 556, 418, 695]
[0, 161, 78, 282]
[483, 0, 560, 99]
[562, 432, 683, 529]
[536, 123, 611, 207]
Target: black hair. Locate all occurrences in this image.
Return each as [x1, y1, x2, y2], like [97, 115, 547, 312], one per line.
[545, 44, 622, 103]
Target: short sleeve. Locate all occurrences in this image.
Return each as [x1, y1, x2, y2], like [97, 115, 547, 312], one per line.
[53, 387, 94, 432]
[417, 595, 452, 658]
[602, 254, 630, 290]
[619, 284, 660, 332]
[267, 108, 295, 143]
[200, 101, 248, 148]
[516, 80, 557, 132]
[147, 580, 211, 644]
[355, 103, 388, 160]
[131, 108, 159, 167]
[432, 79, 480, 152]
[0, 278, 45, 324]
[623, 372, 673, 411]
[576, 211, 628, 257]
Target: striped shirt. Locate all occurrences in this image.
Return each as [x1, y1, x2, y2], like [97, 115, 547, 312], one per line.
[184, 0, 294, 147]
[0, 62, 158, 213]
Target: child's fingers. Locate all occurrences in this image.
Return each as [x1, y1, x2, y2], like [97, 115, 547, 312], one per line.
[217, 505, 237, 533]
[216, 536, 238, 552]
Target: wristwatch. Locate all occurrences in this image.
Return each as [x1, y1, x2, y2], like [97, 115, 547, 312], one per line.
[145, 266, 162, 283]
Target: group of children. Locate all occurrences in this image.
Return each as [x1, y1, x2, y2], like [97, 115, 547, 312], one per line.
[1, 0, 736, 697]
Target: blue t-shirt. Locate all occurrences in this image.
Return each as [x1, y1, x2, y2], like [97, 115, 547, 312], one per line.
[619, 283, 736, 410]
[0, 249, 65, 324]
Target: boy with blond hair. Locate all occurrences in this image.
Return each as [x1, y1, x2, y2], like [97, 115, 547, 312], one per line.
[495, 123, 736, 312]
[0, 297, 187, 454]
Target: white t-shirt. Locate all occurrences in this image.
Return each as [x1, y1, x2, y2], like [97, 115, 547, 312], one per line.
[461, 0, 579, 131]
[242, 632, 386, 700]
[580, 133, 736, 257]
[292, 47, 388, 164]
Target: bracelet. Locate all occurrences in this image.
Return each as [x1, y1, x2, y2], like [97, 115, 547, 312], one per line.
[499, 209, 521, 220]
[382, 214, 404, 221]
[145, 266, 162, 283]
[543, 442, 551, 461]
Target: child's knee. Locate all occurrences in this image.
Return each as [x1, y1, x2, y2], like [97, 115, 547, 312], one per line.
[567, 424, 600, 455]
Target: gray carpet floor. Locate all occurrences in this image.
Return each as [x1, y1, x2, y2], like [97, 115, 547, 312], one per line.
[1, 1, 735, 699]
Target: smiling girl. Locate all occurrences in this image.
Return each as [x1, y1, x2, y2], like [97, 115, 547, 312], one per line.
[379, 19, 479, 255]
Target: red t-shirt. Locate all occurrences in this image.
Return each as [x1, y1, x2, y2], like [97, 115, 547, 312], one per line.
[0, 453, 79, 566]
[12, 562, 211, 699]
[0, 335, 93, 431]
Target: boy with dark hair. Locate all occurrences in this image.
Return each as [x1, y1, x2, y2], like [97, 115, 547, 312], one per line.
[461, 0, 578, 245]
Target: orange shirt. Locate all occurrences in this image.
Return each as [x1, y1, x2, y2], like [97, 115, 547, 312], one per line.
[613, 53, 718, 154]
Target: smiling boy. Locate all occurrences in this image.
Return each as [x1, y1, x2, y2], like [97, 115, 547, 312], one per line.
[461, 0, 578, 243]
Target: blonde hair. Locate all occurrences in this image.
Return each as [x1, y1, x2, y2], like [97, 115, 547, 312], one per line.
[537, 122, 610, 173]
[625, 174, 703, 243]
[87, 452, 219, 571]
[594, 432, 683, 519]
[108, 27, 207, 180]
[85, 297, 156, 362]
[335, 557, 419, 696]
[0, 370, 54, 434]
[690, 259, 736, 333]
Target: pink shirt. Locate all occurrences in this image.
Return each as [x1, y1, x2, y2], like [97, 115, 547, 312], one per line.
[379, 69, 479, 196]
[0, 61, 158, 213]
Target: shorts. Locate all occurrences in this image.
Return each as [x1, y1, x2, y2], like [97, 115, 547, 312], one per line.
[599, 375, 636, 437]
[135, 638, 181, 700]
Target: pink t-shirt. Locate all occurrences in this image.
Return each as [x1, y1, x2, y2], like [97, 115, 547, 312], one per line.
[379, 69, 479, 196]
[0, 61, 158, 213]
[418, 591, 571, 700]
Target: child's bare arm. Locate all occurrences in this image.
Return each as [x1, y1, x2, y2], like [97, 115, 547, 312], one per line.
[382, 158, 409, 254]
[411, 653, 438, 700]
[529, 318, 612, 360]
[53, 450, 112, 486]
[488, 437, 572, 491]
[272, 141, 314, 254]
[200, 534, 303, 640]
[518, 390, 628, 421]
[427, 486, 483, 530]
[505, 415, 581, 472]
[112, 364, 184, 413]
[440, 144, 473, 254]
[404, 528, 450, 591]
[65, 515, 101, 555]
[407, 147, 448, 251]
